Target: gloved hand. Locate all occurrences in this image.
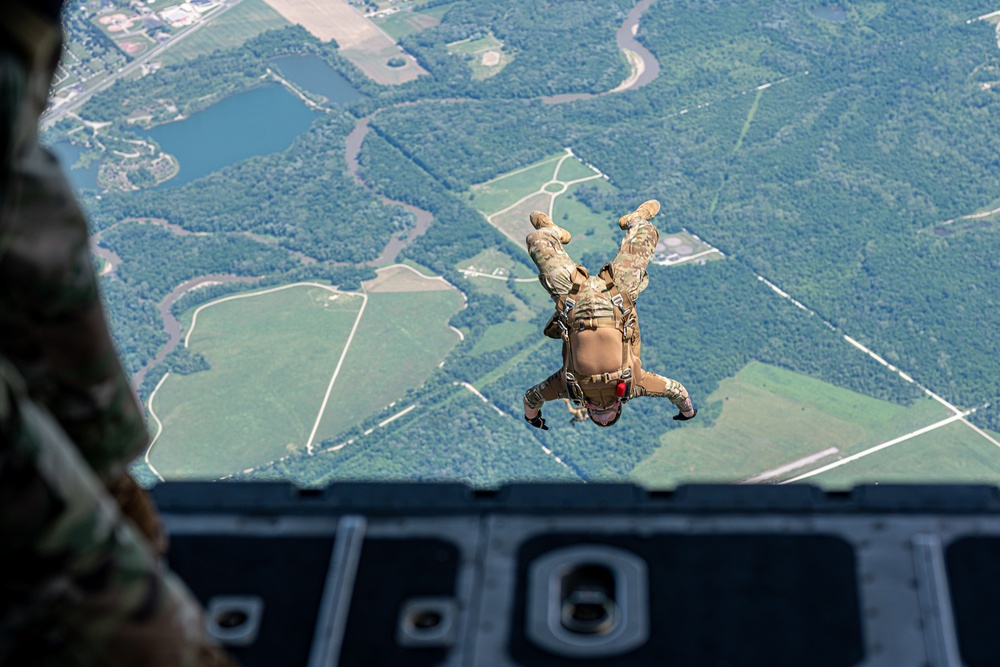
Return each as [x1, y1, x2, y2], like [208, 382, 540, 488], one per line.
[673, 409, 697, 421]
[525, 413, 549, 430]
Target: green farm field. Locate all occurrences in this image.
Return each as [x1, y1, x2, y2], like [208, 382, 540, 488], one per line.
[311, 266, 465, 445]
[148, 269, 465, 478]
[373, 4, 449, 40]
[159, 0, 290, 65]
[631, 362, 960, 488]
[149, 283, 362, 478]
[808, 421, 1000, 488]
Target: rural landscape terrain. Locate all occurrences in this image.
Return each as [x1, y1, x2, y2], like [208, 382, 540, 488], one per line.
[46, 0, 1000, 488]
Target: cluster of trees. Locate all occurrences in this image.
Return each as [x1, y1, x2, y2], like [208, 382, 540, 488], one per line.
[99, 223, 299, 301]
[368, 100, 563, 190]
[357, 128, 531, 275]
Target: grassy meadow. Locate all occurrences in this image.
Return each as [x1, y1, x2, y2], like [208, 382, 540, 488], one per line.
[149, 272, 464, 478]
[149, 284, 361, 477]
[470, 151, 623, 259]
[311, 284, 465, 445]
[631, 362, 963, 488]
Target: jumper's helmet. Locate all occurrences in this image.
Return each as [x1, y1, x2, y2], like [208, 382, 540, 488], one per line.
[586, 399, 622, 427]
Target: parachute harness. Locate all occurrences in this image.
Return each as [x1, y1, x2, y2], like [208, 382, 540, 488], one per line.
[550, 263, 637, 408]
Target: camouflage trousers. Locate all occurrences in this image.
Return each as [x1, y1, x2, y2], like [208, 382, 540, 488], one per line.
[0, 6, 231, 665]
[526, 219, 659, 318]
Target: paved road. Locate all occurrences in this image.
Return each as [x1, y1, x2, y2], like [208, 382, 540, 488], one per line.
[42, 0, 248, 130]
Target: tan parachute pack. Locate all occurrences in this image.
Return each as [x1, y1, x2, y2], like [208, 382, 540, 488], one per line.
[543, 263, 638, 405]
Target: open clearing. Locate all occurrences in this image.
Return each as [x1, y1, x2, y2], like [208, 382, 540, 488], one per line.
[311, 267, 464, 444]
[147, 269, 464, 478]
[373, 4, 450, 40]
[262, 0, 426, 84]
[631, 361, 960, 488]
[471, 149, 628, 262]
[446, 33, 512, 79]
[148, 283, 363, 478]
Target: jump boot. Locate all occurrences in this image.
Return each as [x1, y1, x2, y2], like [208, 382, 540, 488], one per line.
[529, 210, 572, 244]
[618, 199, 661, 230]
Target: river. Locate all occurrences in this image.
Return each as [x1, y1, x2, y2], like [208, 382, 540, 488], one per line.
[541, 0, 661, 104]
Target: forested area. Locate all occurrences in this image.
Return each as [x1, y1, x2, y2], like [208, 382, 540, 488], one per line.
[86, 114, 412, 261]
[100, 223, 299, 301]
[358, 128, 532, 274]
[60, 0, 1000, 488]
[397, 0, 630, 98]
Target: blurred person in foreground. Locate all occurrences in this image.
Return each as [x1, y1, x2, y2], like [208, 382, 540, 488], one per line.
[0, 1, 233, 664]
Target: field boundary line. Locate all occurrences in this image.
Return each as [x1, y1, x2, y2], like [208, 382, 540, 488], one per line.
[741, 447, 839, 484]
[782, 410, 973, 483]
[184, 281, 348, 348]
[483, 147, 609, 236]
[374, 262, 457, 289]
[378, 403, 417, 427]
[476, 153, 565, 186]
[305, 291, 369, 453]
[755, 269, 997, 451]
[144, 371, 170, 482]
[454, 381, 505, 415]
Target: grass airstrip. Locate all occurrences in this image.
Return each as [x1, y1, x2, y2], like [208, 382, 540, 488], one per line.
[631, 362, 1000, 488]
[147, 267, 463, 478]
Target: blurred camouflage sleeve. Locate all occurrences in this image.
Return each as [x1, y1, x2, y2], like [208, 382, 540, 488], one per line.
[0, 360, 229, 666]
[0, 3, 149, 482]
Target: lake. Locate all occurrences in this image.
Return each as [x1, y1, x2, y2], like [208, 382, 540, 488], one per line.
[145, 83, 318, 188]
[49, 141, 101, 191]
[49, 65, 362, 192]
[271, 55, 363, 106]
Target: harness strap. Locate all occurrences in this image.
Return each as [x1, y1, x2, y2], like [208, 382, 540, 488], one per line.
[564, 371, 585, 402]
[575, 366, 633, 385]
[553, 266, 590, 340]
[567, 317, 618, 331]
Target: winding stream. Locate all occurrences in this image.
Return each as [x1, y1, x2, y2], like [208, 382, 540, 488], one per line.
[344, 116, 434, 267]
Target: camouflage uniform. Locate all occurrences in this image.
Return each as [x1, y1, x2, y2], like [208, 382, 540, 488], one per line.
[0, 3, 231, 664]
[523, 207, 694, 420]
